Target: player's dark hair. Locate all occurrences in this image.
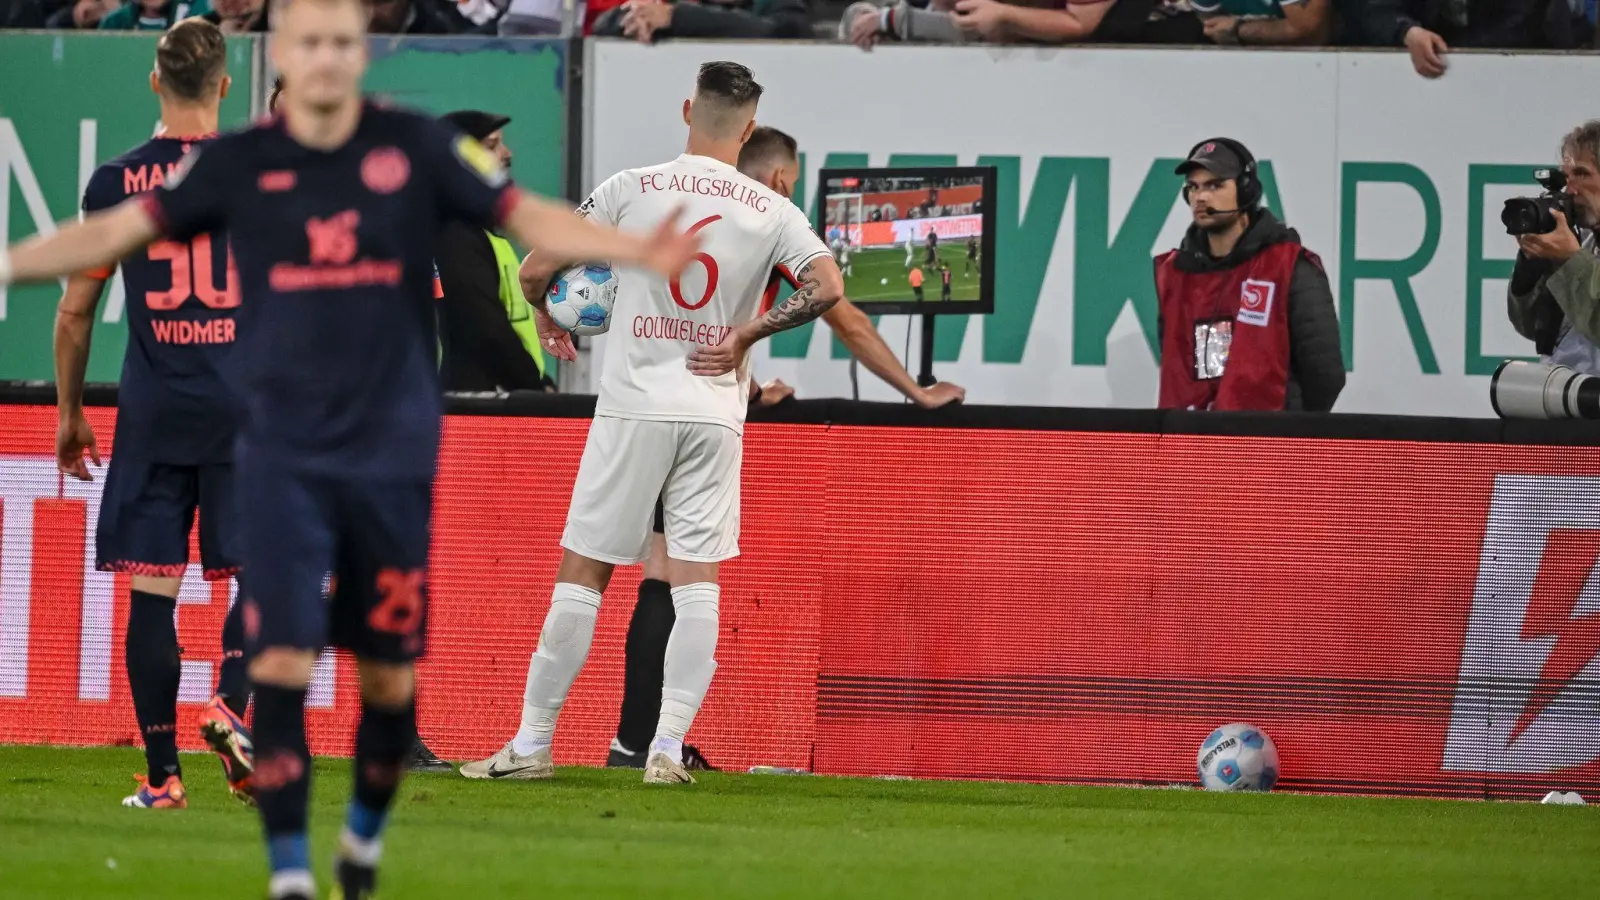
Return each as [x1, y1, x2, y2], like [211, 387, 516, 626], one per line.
[268, 75, 285, 113]
[737, 126, 797, 178]
[156, 17, 228, 102]
[695, 61, 763, 108]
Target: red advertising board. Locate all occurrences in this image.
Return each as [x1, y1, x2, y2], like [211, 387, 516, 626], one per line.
[2, 404, 1599, 799]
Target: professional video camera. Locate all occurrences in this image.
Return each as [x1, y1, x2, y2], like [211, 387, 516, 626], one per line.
[1490, 360, 1600, 419]
[1502, 169, 1577, 236]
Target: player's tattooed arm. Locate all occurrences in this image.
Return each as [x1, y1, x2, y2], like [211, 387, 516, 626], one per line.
[686, 256, 844, 378]
[745, 257, 844, 342]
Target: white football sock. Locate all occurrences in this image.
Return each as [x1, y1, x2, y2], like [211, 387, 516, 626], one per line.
[653, 583, 719, 764]
[269, 870, 315, 900]
[338, 828, 383, 868]
[651, 735, 684, 765]
[513, 583, 601, 756]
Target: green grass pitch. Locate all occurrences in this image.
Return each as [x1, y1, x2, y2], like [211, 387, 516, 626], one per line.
[839, 245, 983, 304]
[3, 747, 1599, 898]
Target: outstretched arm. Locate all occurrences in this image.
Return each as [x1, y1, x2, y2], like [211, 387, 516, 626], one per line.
[501, 193, 696, 283]
[2, 200, 160, 285]
[687, 255, 844, 376]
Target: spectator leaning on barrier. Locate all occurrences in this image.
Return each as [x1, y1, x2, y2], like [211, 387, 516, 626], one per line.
[1507, 121, 1600, 376]
[202, 0, 266, 31]
[58, 0, 121, 28]
[844, 0, 1107, 46]
[367, 0, 472, 33]
[98, 0, 209, 29]
[595, 0, 815, 41]
[1345, 0, 1577, 79]
[1155, 138, 1344, 412]
[1193, 0, 1329, 45]
[437, 110, 557, 394]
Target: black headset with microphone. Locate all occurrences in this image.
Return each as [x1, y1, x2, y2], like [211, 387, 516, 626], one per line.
[1180, 137, 1260, 215]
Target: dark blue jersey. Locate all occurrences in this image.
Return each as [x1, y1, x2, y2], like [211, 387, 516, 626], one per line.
[142, 104, 514, 478]
[83, 135, 239, 465]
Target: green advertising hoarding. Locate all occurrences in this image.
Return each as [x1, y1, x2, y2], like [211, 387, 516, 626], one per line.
[1, 34, 568, 383]
[362, 36, 567, 200]
[0, 33, 255, 383]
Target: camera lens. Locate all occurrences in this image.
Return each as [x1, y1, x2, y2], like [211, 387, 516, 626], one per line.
[1502, 198, 1547, 235]
[1492, 361, 1600, 419]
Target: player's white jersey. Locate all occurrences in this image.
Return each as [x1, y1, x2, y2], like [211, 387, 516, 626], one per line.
[581, 154, 829, 433]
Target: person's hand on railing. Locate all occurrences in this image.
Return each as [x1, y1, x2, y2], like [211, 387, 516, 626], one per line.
[1403, 26, 1449, 79]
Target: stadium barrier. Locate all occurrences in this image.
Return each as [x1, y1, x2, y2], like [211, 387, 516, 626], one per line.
[3, 387, 1600, 800]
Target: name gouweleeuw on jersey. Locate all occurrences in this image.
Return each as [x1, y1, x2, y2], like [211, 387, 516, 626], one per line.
[579, 154, 830, 434]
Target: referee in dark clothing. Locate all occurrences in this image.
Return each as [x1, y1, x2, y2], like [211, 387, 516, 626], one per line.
[435, 110, 555, 393]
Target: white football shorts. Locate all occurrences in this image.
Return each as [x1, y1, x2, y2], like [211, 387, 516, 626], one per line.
[560, 415, 743, 565]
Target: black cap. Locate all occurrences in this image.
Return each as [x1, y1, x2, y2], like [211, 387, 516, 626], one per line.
[442, 110, 510, 142]
[1176, 140, 1245, 181]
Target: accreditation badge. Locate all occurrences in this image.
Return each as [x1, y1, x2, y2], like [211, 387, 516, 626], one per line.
[1193, 319, 1232, 381]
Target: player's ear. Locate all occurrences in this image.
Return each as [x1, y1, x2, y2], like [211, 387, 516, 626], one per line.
[682, 99, 692, 128]
[219, 74, 232, 100]
[739, 118, 756, 145]
[149, 69, 161, 98]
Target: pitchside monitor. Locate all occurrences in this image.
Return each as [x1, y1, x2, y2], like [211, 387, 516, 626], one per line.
[816, 166, 996, 316]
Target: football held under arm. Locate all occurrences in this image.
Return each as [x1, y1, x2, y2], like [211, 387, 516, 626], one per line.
[517, 176, 622, 309]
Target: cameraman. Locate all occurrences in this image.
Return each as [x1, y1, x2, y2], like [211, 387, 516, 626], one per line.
[1509, 122, 1600, 376]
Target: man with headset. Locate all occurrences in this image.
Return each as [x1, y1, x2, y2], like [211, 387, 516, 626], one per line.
[1154, 137, 1344, 412]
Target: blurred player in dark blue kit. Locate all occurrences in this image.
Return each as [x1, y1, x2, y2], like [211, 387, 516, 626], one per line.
[2, 0, 699, 895]
[54, 17, 254, 812]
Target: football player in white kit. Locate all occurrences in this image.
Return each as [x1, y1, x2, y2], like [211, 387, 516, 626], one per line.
[831, 232, 853, 277]
[461, 61, 844, 785]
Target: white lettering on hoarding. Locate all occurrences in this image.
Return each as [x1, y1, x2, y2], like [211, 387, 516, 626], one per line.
[1445, 474, 1600, 773]
[0, 119, 72, 321]
[0, 459, 48, 696]
[0, 454, 337, 704]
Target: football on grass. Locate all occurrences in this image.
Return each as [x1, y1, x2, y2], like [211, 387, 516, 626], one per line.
[547, 263, 618, 336]
[1197, 723, 1279, 792]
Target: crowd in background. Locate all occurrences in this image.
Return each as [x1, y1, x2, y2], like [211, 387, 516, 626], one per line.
[0, 0, 1594, 78]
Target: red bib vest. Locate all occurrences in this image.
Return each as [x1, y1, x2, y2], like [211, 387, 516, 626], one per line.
[1154, 241, 1315, 411]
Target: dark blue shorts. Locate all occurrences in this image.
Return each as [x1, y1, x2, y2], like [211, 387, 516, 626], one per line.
[237, 460, 431, 662]
[95, 456, 238, 580]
